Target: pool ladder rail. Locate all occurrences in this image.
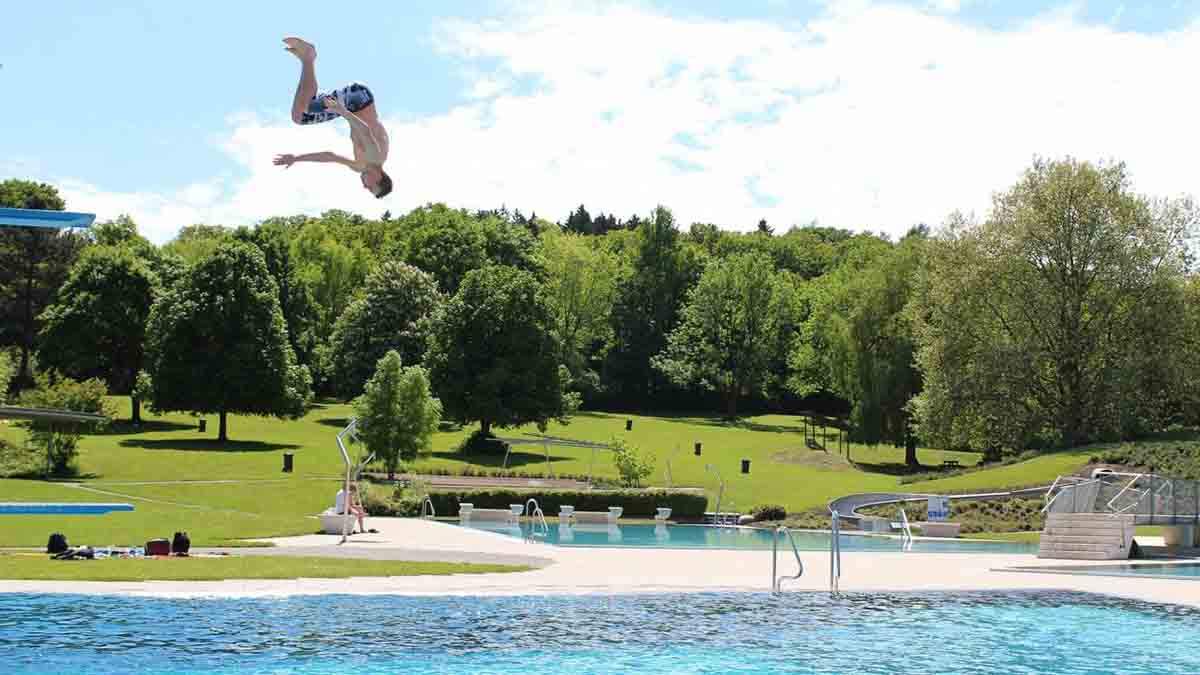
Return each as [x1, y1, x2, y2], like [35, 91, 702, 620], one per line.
[524, 498, 549, 543]
[420, 497, 436, 520]
[898, 508, 914, 551]
[771, 526, 804, 592]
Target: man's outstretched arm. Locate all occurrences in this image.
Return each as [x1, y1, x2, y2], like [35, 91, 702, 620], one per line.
[274, 152, 364, 171]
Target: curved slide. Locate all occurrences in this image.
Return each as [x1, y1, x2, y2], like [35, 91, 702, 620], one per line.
[828, 486, 1050, 522]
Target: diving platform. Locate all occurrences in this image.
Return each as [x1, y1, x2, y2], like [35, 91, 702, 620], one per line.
[0, 207, 95, 229]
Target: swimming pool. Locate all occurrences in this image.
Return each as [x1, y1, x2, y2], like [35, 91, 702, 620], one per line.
[3, 591, 1197, 674]
[457, 521, 1037, 553]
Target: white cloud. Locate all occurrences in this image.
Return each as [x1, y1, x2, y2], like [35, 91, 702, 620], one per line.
[51, 2, 1200, 243]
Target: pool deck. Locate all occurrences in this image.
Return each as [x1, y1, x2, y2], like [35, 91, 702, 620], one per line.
[3, 518, 1200, 606]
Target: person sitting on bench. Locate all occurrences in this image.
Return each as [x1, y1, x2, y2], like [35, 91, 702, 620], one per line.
[335, 483, 367, 534]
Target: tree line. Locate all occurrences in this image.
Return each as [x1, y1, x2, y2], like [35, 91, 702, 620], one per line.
[2, 156, 1198, 464]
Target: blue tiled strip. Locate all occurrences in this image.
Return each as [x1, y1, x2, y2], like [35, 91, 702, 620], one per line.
[0, 208, 96, 229]
[0, 503, 134, 515]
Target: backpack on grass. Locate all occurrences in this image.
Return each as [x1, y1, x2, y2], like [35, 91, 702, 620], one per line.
[47, 533, 69, 554]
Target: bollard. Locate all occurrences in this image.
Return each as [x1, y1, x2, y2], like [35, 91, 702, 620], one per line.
[741, 459, 751, 474]
[694, 442, 702, 456]
[625, 419, 633, 431]
[198, 418, 206, 433]
[282, 453, 294, 473]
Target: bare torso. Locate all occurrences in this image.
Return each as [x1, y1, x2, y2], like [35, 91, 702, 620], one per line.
[350, 104, 389, 167]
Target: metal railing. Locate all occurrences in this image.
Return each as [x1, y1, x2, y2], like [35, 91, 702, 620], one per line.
[899, 507, 914, 546]
[771, 526, 804, 592]
[1044, 471, 1200, 525]
[420, 497, 436, 519]
[830, 511, 842, 593]
[524, 498, 549, 542]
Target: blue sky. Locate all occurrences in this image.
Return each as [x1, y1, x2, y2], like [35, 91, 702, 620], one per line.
[3, 1, 1199, 242]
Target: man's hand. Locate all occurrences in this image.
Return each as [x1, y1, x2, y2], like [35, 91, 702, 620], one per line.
[273, 153, 297, 168]
[322, 95, 349, 116]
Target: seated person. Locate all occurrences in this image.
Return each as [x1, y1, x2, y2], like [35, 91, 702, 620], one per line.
[334, 483, 367, 534]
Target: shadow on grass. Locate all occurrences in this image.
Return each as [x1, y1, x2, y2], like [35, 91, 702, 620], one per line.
[659, 416, 811, 435]
[851, 461, 929, 477]
[316, 417, 352, 429]
[118, 439, 301, 453]
[93, 420, 198, 436]
[429, 449, 578, 468]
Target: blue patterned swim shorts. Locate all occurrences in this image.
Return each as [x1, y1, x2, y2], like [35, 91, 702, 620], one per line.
[299, 82, 375, 125]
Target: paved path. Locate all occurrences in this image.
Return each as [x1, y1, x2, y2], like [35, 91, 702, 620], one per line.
[4, 518, 1200, 608]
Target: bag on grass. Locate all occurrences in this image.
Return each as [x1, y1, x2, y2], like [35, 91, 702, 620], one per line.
[145, 538, 171, 556]
[47, 533, 69, 554]
[172, 531, 191, 556]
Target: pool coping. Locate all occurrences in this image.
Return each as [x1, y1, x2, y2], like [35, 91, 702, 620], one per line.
[997, 560, 1200, 581]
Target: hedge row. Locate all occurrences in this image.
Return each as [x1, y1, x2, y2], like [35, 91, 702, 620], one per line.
[426, 488, 708, 518]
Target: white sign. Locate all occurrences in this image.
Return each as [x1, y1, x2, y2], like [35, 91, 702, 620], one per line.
[928, 496, 951, 522]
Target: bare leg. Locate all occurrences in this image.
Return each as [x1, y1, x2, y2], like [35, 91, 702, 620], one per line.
[283, 37, 318, 125]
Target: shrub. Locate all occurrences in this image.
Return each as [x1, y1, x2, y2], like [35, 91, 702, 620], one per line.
[18, 374, 112, 476]
[426, 488, 707, 518]
[751, 504, 787, 522]
[611, 437, 655, 487]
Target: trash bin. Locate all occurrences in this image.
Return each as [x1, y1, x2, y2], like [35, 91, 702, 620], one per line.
[741, 459, 751, 474]
[198, 419, 206, 433]
[694, 442, 702, 456]
[625, 419, 633, 431]
[282, 453, 294, 473]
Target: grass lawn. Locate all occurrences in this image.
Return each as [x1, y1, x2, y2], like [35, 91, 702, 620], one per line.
[0, 552, 527, 581]
[1, 399, 1140, 547]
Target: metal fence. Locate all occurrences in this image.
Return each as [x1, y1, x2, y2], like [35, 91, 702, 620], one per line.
[1046, 472, 1200, 525]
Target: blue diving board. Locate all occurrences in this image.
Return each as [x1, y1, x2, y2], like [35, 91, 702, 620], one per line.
[0, 207, 96, 229]
[0, 503, 134, 515]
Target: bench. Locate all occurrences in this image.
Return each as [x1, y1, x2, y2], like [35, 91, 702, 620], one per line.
[569, 507, 623, 524]
[459, 506, 515, 521]
[941, 459, 962, 469]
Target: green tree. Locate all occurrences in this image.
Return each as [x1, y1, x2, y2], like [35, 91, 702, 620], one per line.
[235, 220, 321, 372]
[654, 251, 789, 418]
[18, 374, 112, 476]
[791, 235, 925, 465]
[540, 228, 619, 393]
[329, 261, 442, 399]
[610, 437, 655, 487]
[426, 265, 573, 435]
[604, 206, 701, 406]
[163, 224, 232, 263]
[0, 180, 88, 388]
[395, 204, 542, 295]
[37, 246, 159, 423]
[0, 352, 13, 403]
[145, 241, 310, 442]
[909, 158, 1198, 455]
[290, 218, 372, 345]
[353, 350, 442, 480]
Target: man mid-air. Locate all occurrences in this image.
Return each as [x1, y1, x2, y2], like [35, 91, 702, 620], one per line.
[273, 37, 392, 198]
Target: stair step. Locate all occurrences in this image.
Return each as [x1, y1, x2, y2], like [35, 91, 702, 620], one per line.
[1037, 549, 1125, 560]
[1040, 534, 1131, 545]
[1039, 542, 1125, 553]
[1043, 527, 1131, 537]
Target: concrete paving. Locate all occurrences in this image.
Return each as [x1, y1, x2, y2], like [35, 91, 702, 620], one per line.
[4, 518, 1200, 607]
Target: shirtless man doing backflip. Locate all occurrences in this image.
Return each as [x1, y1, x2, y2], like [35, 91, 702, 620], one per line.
[274, 37, 392, 198]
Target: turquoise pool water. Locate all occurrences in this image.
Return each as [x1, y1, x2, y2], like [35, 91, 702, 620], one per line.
[3, 591, 1198, 674]
[457, 521, 1037, 553]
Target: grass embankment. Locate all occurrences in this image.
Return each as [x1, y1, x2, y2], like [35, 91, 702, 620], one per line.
[0, 552, 527, 582]
[8, 399, 1187, 547]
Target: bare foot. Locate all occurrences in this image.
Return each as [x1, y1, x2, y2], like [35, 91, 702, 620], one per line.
[282, 37, 316, 62]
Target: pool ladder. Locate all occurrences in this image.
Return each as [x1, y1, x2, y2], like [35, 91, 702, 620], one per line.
[420, 497, 436, 520]
[771, 526, 804, 592]
[524, 498, 549, 543]
[830, 510, 842, 593]
[899, 507, 914, 551]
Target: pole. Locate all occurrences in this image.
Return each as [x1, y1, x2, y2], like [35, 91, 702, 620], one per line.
[772, 527, 779, 592]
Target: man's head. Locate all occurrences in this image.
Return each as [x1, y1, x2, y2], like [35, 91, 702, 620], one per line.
[361, 167, 393, 199]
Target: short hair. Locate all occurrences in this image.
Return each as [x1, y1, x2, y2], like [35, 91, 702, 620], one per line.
[374, 170, 393, 199]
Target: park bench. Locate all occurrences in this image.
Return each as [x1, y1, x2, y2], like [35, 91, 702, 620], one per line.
[941, 459, 962, 469]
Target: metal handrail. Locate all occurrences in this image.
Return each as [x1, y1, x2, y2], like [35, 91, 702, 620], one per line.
[899, 507, 914, 543]
[771, 526, 804, 592]
[1042, 478, 1101, 514]
[706, 464, 726, 526]
[420, 497, 436, 519]
[830, 511, 842, 593]
[524, 498, 549, 542]
[1104, 473, 1148, 513]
